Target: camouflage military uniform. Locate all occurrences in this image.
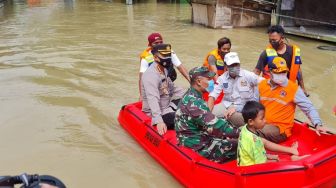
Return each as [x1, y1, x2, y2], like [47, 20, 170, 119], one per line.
[175, 87, 240, 163]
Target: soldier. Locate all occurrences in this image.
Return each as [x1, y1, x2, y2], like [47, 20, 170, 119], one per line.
[175, 66, 240, 163]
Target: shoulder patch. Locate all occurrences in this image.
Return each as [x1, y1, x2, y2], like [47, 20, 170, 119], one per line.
[279, 90, 287, 97]
[241, 80, 248, 87]
[295, 56, 302, 64]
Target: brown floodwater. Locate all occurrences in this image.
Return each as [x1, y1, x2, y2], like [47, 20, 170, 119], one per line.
[0, 0, 335, 187]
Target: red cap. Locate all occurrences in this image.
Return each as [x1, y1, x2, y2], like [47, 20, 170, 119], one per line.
[148, 33, 163, 46]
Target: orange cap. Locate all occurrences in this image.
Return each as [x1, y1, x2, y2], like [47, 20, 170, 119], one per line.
[270, 57, 289, 73]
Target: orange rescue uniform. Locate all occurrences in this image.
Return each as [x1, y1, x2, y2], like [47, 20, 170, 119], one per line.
[258, 79, 299, 137]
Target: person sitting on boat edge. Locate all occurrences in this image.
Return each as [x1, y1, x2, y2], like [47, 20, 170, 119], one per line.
[208, 52, 264, 127]
[237, 101, 310, 166]
[256, 57, 327, 143]
[175, 66, 240, 163]
[141, 44, 186, 136]
[253, 25, 309, 97]
[203, 37, 232, 80]
[139, 33, 190, 100]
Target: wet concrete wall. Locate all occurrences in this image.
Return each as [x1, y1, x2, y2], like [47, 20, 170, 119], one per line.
[192, 0, 274, 28]
[281, 0, 336, 26]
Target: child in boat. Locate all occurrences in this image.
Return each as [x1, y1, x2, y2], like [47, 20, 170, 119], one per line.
[237, 101, 305, 166]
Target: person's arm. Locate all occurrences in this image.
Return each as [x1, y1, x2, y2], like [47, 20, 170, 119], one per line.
[208, 76, 224, 110]
[139, 72, 143, 100]
[297, 67, 309, 97]
[139, 58, 149, 100]
[171, 52, 190, 82]
[142, 73, 164, 125]
[254, 51, 267, 75]
[208, 55, 219, 80]
[196, 100, 240, 138]
[294, 87, 327, 135]
[208, 97, 215, 111]
[262, 138, 298, 155]
[176, 64, 190, 83]
[185, 98, 239, 138]
[247, 70, 265, 86]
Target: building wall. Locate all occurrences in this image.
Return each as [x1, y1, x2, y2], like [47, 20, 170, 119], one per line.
[191, 0, 274, 28]
[294, 0, 336, 26]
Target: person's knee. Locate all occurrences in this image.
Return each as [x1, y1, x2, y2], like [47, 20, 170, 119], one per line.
[228, 113, 245, 127]
[262, 125, 287, 143]
[213, 105, 225, 118]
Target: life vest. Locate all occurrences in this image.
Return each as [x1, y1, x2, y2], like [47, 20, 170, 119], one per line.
[262, 45, 301, 82]
[140, 47, 154, 66]
[258, 79, 299, 137]
[203, 49, 225, 76]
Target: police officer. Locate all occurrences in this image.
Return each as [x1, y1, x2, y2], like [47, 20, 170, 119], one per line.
[139, 33, 190, 100]
[141, 44, 185, 136]
[175, 66, 240, 163]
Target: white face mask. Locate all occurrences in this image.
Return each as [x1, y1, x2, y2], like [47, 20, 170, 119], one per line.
[228, 66, 240, 77]
[271, 73, 287, 85]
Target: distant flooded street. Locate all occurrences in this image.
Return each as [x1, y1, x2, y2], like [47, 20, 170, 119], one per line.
[0, 0, 335, 187]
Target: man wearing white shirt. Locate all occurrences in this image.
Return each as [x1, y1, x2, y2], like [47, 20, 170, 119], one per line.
[208, 52, 263, 127]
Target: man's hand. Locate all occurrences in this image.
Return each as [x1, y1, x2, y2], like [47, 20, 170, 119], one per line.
[303, 89, 310, 97]
[224, 107, 236, 119]
[315, 125, 327, 136]
[157, 122, 167, 135]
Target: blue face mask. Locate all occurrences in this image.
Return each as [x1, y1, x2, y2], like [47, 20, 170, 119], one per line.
[206, 80, 214, 92]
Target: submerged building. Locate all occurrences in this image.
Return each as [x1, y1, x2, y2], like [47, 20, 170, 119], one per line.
[191, 0, 336, 42]
[276, 0, 336, 42]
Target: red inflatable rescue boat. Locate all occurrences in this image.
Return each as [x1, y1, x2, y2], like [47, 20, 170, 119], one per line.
[118, 102, 336, 188]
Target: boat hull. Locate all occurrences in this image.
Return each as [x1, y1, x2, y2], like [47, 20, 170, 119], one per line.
[118, 102, 336, 188]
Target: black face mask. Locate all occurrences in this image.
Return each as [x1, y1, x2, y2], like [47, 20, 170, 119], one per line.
[221, 51, 229, 58]
[270, 40, 281, 50]
[157, 56, 172, 68]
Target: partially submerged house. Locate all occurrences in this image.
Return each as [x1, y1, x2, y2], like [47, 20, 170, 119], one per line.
[191, 0, 276, 28]
[191, 0, 336, 43]
[276, 0, 336, 42]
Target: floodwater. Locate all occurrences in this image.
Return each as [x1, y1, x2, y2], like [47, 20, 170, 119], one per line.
[0, 0, 335, 187]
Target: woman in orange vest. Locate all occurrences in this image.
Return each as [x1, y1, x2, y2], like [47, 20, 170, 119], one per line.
[256, 57, 326, 143]
[203, 37, 231, 80]
[254, 25, 309, 97]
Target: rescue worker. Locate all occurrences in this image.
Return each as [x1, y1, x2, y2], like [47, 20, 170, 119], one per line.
[254, 25, 309, 97]
[175, 66, 240, 163]
[139, 33, 189, 100]
[141, 44, 185, 136]
[208, 52, 263, 127]
[203, 37, 231, 80]
[256, 57, 326, 143]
